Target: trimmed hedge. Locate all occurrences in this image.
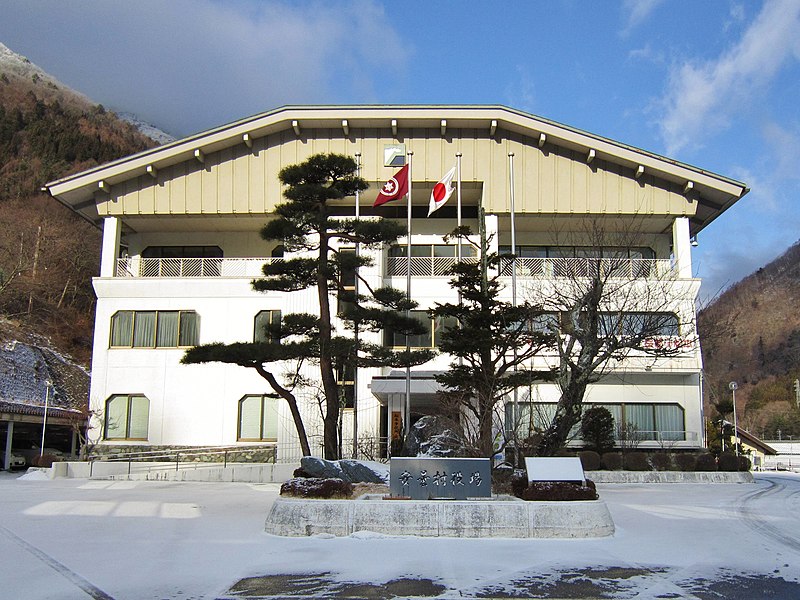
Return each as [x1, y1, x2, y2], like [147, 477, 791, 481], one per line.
[578, 450, 601, 471]
[674, 453, 697, 472]
[280, 477, 353, 499]
[518, 480, 598, 501]
[649, 453, 672, 471]
[695, 453, 718, 471]
[623, 452, 650, 471]
[718, 452, 739, 472]
[601, 452, 623, 470]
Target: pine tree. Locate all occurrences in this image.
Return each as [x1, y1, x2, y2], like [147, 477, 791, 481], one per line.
[431, 222, 555, 459]
[183, 153, 432, 459]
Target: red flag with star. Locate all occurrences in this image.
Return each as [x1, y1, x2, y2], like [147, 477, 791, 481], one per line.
[373, 164, 409, 207]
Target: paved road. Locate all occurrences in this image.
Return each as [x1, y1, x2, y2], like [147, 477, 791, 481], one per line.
[1, 471, 799, 599]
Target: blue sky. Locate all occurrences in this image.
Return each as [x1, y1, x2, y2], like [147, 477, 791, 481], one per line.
[2, 0, 799, 300]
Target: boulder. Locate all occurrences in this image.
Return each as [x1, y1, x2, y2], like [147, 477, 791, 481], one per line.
[299, 457, 389, 484]
[280, 477, 353, 499]
[404, 415, 465, 457]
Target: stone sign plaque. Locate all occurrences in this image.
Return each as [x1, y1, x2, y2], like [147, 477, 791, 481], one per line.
[525, 457, 586, 484]
[389, 457, 492, 500]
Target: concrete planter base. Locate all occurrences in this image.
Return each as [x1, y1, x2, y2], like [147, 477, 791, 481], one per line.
[265, 495, 615, 538]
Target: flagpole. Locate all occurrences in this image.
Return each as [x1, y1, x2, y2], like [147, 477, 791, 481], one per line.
[405, 151, 413, 440]
[456, 152, 462, 262]
[508, 152, 519, 438]
[352, 152, 361, 459]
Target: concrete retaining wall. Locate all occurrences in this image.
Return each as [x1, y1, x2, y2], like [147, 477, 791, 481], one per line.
[265, 496, 615, 538]
[587, 470, 754, 484]
[53, 461, 295, 483]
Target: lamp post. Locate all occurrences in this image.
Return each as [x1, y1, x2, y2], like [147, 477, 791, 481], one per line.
[40, 380, 51, 457]
[729, 381, 739, 457]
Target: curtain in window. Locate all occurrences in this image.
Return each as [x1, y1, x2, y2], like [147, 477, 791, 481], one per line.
[592, 403, 622, 426]
[655, 405, 685, 441]
[128, 396, 149, 439]
[133, 312, 156, 347]
[156, 311, 179, 347]
[239, 396, 262, 440]
[105, 396, 128, 439]
[262, 397, 279, 440]
[179, 311, 199, 346]
[110, 311, 134, 346]
[625, 404, 655, 438]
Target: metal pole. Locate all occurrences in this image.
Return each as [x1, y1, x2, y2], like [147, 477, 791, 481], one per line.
[405, 151, 413, 440]
[352, 152, 361, 459]
[456, 152, 462, 262]
[509, 153, 519, 432]
[729, 381, 739, 456]
[40, 381, 50, 457]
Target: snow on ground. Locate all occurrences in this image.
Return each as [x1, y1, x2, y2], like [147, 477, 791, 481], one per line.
[0, 472, 799, 599]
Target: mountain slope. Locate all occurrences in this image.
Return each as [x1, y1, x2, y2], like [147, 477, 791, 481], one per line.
[0, 41, 157, 364]
[699, 240, 800, 437]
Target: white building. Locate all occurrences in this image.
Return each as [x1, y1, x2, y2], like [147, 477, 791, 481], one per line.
[44, 105, 748, 460]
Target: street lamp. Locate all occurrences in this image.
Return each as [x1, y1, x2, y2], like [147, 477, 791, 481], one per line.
[729, 381, 739, 457]
[40, 380, 51, 457]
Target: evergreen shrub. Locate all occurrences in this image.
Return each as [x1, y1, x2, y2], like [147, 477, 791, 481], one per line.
[518, 481, 598, 501]
[578, 450, 601, 471]
[738, 455, 752, 471]
[623, 452, 650, 471]
[695, 453, 718, 471]
[649, 452, 672, 471]
[601, 452, 623, 470]
[280, 477, 353, 499]
[674, 453, 697, 472]
[718, 452, 739, 472]
[580, 406, 616, 454]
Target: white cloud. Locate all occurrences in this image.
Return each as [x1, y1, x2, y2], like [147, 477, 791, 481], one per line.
[504, 65, 537, 115]
[620, 0, 666, 36]
[659, 0, 800, 155]
[0, 0, 410, 137]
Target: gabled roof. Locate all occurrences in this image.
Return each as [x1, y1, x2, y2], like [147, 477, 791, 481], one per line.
[44, 104, 748, 231]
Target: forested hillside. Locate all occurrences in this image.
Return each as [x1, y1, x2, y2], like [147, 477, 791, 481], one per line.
[699, 241, 800, 439]
[0, 42, 157, 364]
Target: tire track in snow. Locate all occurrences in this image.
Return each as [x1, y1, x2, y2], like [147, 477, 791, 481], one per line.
[0, 524, 115, 600]
[736, 476, 800, 554]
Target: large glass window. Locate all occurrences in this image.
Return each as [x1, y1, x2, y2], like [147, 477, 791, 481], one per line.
[105, 394, 149, 440]
[254, 310, 281, 343]
[384, 311, 457, 348]
[111, 311, 199, 348]
[238, 395, 279, 441]
[505, 402, 685, 443]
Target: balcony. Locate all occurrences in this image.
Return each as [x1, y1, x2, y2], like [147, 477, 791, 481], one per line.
[386, 256, 675, 279]
[114, 257, 276, 278]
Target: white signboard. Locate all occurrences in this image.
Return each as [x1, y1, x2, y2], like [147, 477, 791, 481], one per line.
[525, 457, 586, 484]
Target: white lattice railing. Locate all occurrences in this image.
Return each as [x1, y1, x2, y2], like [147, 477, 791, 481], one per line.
[386, 256, 674, 279]
[114, 257, 277, 278]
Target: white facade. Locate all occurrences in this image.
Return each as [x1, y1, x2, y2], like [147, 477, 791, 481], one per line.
[45, 105, 748, 459]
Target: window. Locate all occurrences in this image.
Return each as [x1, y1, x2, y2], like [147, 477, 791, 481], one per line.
[110, 310, 199, 348]
[337, 248, 357, 316]
[505, 401, 685, 442]
[105, 394, 149, 440]
[238, 395, 279, 441]
[384, 311, 457, 348]
[599, 312, 680, 338]
[254, 310, 281, 343]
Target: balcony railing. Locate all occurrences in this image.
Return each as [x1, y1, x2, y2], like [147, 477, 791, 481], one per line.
[114, 257, 277, 278]
[386, 256, 674, 279]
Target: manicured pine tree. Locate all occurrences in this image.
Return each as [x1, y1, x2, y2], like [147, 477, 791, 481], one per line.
[183, 153, 432, 459]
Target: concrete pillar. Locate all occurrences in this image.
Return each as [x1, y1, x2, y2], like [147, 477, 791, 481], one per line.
[3, 421, 13, 471]
[100, 216, 121, 277]
[672, 217, 692, 278]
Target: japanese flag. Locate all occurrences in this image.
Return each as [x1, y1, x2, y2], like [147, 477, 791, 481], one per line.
[374, 164, 409, 207]
[427, 165, 456, 216]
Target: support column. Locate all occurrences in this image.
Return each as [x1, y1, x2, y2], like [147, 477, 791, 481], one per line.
[3, 421, 13, 471]
[100, 216, 121, 278]
[672, 217, 692, 278]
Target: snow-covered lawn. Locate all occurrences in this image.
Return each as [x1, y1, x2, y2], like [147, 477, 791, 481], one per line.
[0, 471, 799, 599]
